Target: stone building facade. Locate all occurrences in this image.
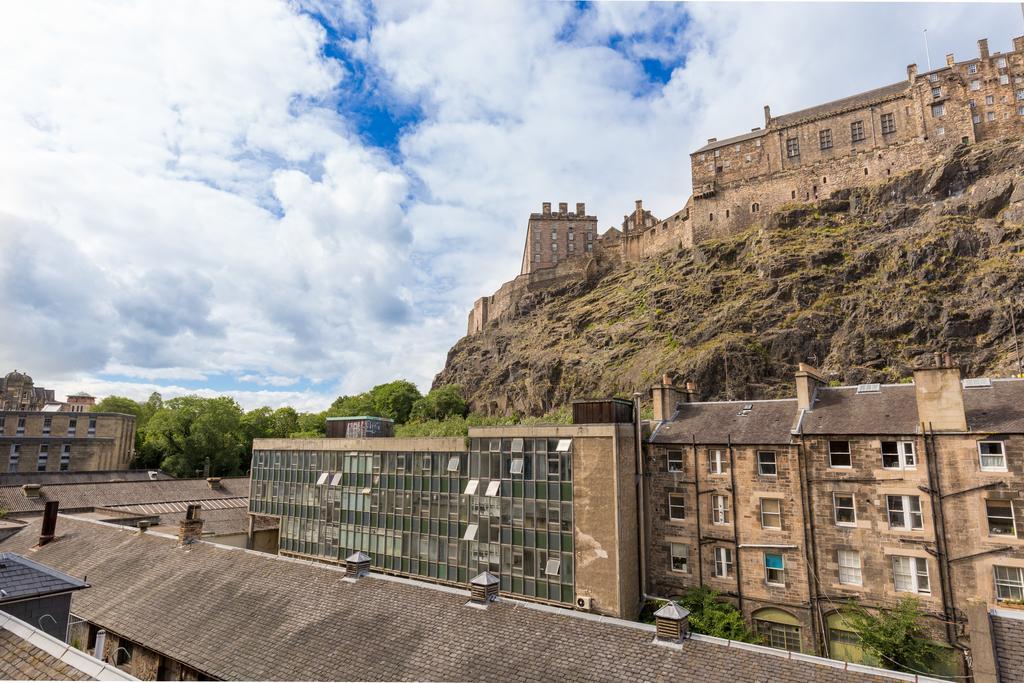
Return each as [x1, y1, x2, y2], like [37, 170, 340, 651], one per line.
[0, 371, 55, 411]
[645, 359, 1024, 678]
[0, 410, 136, 473]
[519, 201, 598, 275]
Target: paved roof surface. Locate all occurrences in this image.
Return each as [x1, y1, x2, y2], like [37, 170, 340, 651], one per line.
[771, 81, 909, 128]
[0, 611, 135, 681]
[0, 477, 249, 515]
[0, 516, 893, 682]
[652, 399, 798, 444]
[0, 552, 88, 602]
[0, 471, 173, 487]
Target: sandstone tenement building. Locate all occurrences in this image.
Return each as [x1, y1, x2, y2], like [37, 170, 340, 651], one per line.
[468, 34, 1024, 336]
[0, 371, 56, 411]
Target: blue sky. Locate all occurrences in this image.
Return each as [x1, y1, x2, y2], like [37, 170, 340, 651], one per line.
[0, 1, 1021, 411]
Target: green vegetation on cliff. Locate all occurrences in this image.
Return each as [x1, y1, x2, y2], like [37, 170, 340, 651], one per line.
[435, 139, 1024, 415]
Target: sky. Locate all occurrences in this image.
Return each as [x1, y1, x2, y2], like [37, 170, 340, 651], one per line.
[0, 1, 1021, 412]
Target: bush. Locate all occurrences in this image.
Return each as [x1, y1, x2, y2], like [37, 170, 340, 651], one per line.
[846, 597, 941, 674]
[640, 588, 759, 643]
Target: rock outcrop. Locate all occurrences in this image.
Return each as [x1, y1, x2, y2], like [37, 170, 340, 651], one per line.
[435, 139, 1024, 416]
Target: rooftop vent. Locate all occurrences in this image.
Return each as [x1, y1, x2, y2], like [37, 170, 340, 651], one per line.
[469, 571, 500, 605]
[21, 484, 41, 498]
[137, 520, 152, 534]
[148, 471, 159, 480]
[653, 602, 690, 642]
[206, 477, 222, 489]
[345, 551, 371, 578]
[962, 377, 992, 388]
[737, 403, 753, 416]
[856, 383, 881, 394]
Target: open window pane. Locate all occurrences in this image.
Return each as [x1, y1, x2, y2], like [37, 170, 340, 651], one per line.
[986, 500, 1016, 536]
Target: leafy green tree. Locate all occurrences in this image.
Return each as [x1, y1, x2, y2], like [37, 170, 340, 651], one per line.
[328, 393, 378, 418]
[677, 587, 760, 642]
[410, 384, 468, 422]
[847, 598, 940, 674]
[141, 395, 246, 477]
[94, 395, 143, 417]
[329, 380, 423, 424]
[271, 406, 300, 436]
[296, 411, 326, 437]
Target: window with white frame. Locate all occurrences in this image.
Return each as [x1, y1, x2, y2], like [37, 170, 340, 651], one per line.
[973, 113, 982, 124]
[892, 556, 930, 593]
[670, 543, 689, 573]
[986, 499, 1017, 536]
[979, 441, 1007, 471]
[16, 417, 25, 435]
[932, 103, 946, 117]
[757, 451, 777, 476]
[760, 498, 782, 529]
[881, 441, 916, 469]
[42, 417, 51, 435]
[1000, 74, 1010, 85]
[986, 94, 995, 105]
[59, 444, 71, 471]
[850, 120, 865, 142]
[987, 111, 996, 121]
[711, 494, 731, 525]
[786, 137, 800, 158]
[1019, 106, 1024, 116]
[708, 449, 726, 474]
[968, 64, 978, 74]
[880, 112, 896, 135]
[764, 553, 785, 585]
[666, 449, 684, 472]
[997, 57, 1007, 68]
[67, 418, 76, 436]
[88, 417, 96, 435]
[838, 550, 863, 585]
[931, 86, 942, 99]
[447, 455, 461, 473]
[828, 441, 852, 468]
[994, 566, 1024, 600]
[1018, 89, 1024, 100]
[36, 445, 48, 472]
[8, 444, 20, 473]
[833, 493, 856, 526]
[714, 546, 733, 578]
[668, 493, 686, 521]
[970, 79, 981, 91]
[887, 495, 924, 530]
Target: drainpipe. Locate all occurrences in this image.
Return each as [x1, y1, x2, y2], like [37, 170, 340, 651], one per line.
[634, 392, 647, 599]
[796, 436, 824, 656]
[727, 434, 744, 613]
[923, 422, 965, 666]
[692, 434, 704, 587]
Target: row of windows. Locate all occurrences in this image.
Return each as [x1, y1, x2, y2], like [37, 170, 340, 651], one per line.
[785, 115, 893, 159]
[7, 443, 73, 472]
[0, 416, 95, 436]
[663, 440, 927, 475]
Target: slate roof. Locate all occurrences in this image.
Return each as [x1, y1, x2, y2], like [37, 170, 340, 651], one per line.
[0, 612, 134, 680]
[0, 471, 173, 487]
[0, 477, 250, 516]
[771, 81, 910, 128]
[0, 516, 895, 683]
[963, 379, 1024, 433]
[800, 385, 920, 435]
[0, 552, 88, 602]
[693, 128, 768, 155]
[652, 399, 798, 445]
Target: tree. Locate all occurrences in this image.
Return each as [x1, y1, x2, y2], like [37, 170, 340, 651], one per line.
[94, 395, 143, 417]
[295, 411, 326, 437]
[329, 380, 423, 424]
[271, 406, 300, 436]
[846, 598, 940, 674]
[410, 384, 468, 422]
[676, 587, 760, 642]
[141, 395, 246, 477]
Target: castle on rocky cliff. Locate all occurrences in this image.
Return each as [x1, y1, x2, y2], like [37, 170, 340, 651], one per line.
[468, 35, 1024, 335]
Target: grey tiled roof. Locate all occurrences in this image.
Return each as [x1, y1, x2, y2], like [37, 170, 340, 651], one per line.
[0, 552, 88, 602]
[0, 477, 250, 515]
[0, 516, 891, 682]
[800, 385, 920, 435]
[693, 128, 768, 155]
[0, 471, 173, 487]
[652, 399, 798, 445]
[964, 379, 1024, 433]
[771, 81, 909, 128]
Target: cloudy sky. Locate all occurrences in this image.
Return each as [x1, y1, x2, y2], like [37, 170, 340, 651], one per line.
[0, 2, 1019, 411]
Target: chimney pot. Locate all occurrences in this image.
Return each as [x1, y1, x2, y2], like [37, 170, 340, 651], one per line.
[39, 501, 58, 546]
[707, 137, 717, 144]
[653, 372, 682, 421]
[907, 63, 918, 83]
[22, 484, 41, 498]
[542, 202, 551, 215]
[945, 53, 955, 67]
[763, 104, 771, 126]
[558, 202, 568, 214]
[576, 202, 585, 216]
[137, 520, 152, 534]
[178, 504, 204, 545]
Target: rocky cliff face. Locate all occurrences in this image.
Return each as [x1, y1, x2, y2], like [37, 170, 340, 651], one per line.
[434, 139, 1024, 416]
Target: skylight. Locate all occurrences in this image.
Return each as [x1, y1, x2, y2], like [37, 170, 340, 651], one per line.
[962, 378, 992, 388]
[856, 383, 881, 394]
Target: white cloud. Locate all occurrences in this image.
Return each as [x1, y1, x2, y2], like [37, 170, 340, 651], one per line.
[1, 1, 1018, 410]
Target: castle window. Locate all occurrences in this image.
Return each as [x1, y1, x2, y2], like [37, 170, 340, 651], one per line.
[987, 111, 996, 121]
[970, 79, 981, 91]
[819, 128, 832, 150]
[745, 154, 752, 162]
[986, 95, 995, 105]
[880, 112, 896, 135]
[968, 64, 978, 74]
[725, 209, 730, 218]
[1019, 106, 1024, 116]
[937, 127, 946, 136]
[822, 176, 827, 184]
[791, 190, 796, 199]
[969, 99, 976, 108]
[850, 120, 865, 142]
[973, 113, 981, 123]
[751, 202, 760, 213]
[997, 57, 1007, 69]
[928, 72, 939, 82]
[931, 87, 941, 99]
[709, 213, 714, 221]
[864, 168, 869, 175]
[1000, 74, 1010, 85]
[932, 103, 945, 117]
[786, 137, 800, 158]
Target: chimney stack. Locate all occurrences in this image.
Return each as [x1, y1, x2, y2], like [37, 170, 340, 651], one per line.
[468, 571, 500, 605]
[685, 381, 698, 403]
[542, 202, 551, 215]
[178, 504, 204, 545]
[558, 202, 568, 214]
[706, 137, 717, 145]
[795, 363, 826, 411]
[978, 38, 989, 60]
[635, 199, 643, 215]
[38, 501, 58, 547]
[907, 63, 918, 83]
[576, 202, 585, 216]
[206, 477, 222, 490]
[345, 551, 371, 578]
[653, 602, 690, 642]
[652, 373, 682, 422]
[763, 104, 771, 126]
[1013, 36, 1024, 53]
[913, 353, 967, 431]
[945, 53, 955, 67]
[21, 484, 41, 498]
[137, 520, 153, 534]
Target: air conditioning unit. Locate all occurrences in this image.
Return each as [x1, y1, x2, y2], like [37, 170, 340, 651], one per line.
[576, 596, 593, 611]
